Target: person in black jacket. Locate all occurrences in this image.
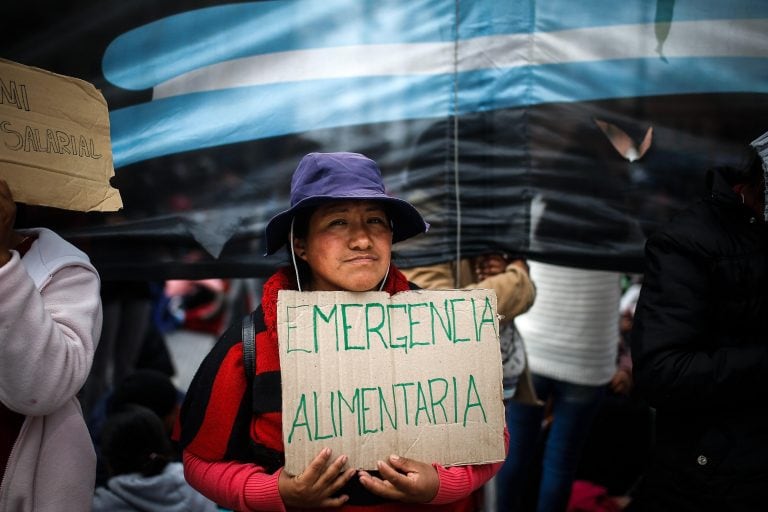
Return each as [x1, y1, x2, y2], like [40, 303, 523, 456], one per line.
[629, 143, 768, 512]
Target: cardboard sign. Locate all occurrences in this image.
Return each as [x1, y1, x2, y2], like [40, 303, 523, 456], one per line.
[0, 58, 122, 211]
[277, 289, 506, 473]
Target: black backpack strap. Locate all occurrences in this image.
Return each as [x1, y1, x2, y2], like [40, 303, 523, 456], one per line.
[242, 312, 256, 383]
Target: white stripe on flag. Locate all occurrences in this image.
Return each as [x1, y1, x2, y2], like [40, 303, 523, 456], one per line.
[154, 18, 768, 100]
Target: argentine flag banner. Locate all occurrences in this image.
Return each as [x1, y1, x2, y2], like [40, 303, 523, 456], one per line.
[5, 0, 768, 279]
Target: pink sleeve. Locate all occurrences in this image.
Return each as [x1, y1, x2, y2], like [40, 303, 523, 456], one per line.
[0, 254, 101, 415]
[429, 426, 509, 505]
[183, 450, 286, 512]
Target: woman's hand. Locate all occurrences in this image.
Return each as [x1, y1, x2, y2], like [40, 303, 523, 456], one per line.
[358, 455, 439, 503]
[0, 180, 16, 267]
[278, 448, 356, 508]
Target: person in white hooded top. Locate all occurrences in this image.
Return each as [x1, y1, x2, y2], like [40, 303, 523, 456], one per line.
[0, 178, 103, 512]
[93, 404, 218, 512]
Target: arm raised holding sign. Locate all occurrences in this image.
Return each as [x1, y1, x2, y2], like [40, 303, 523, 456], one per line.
[176, 153, 506, 511]
[0, 179, 103, 510]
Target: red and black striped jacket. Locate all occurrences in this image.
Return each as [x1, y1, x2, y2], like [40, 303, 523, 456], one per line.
[175, 265, 418, 505]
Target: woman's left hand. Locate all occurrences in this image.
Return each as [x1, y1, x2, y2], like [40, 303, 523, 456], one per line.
[358, 455, 439, 503]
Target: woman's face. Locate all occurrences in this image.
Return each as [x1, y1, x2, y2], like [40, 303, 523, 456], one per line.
[294, 200, 392, 292]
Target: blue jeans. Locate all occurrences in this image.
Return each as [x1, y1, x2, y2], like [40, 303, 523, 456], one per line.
[496, 374, 606, 512]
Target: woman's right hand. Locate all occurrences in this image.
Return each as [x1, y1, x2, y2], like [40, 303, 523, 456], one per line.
[278, 447, 356, 508]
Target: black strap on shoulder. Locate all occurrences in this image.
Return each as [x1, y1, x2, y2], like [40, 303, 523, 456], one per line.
[242, 312, 256, 383]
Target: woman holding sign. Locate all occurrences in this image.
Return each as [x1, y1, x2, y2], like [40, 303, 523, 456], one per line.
[176, 152, 507, 511]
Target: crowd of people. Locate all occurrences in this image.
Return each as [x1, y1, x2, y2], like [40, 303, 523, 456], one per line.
[1, 137, 767, 512]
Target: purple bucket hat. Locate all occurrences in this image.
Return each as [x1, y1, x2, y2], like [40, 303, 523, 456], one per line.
[264, 152, 429, 255]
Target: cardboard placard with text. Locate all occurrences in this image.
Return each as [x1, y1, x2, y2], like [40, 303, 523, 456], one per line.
[277, 289, 506, 473]
[0, 58, 122, 211]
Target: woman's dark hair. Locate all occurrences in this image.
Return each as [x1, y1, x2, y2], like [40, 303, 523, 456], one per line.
[100, 404, 172, 478]
[286, 206, 314, 286]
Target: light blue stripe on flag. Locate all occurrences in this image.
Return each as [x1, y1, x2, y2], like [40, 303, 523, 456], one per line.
[110, 74, 453, 168]
[103, 0, 455, 90]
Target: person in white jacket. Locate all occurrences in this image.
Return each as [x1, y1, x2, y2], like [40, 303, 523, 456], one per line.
[93, 404, 218, 512]
[0, 179, 103, 512]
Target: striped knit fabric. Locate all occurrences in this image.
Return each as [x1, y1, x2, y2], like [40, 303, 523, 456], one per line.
[515, 261, 620, 386]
